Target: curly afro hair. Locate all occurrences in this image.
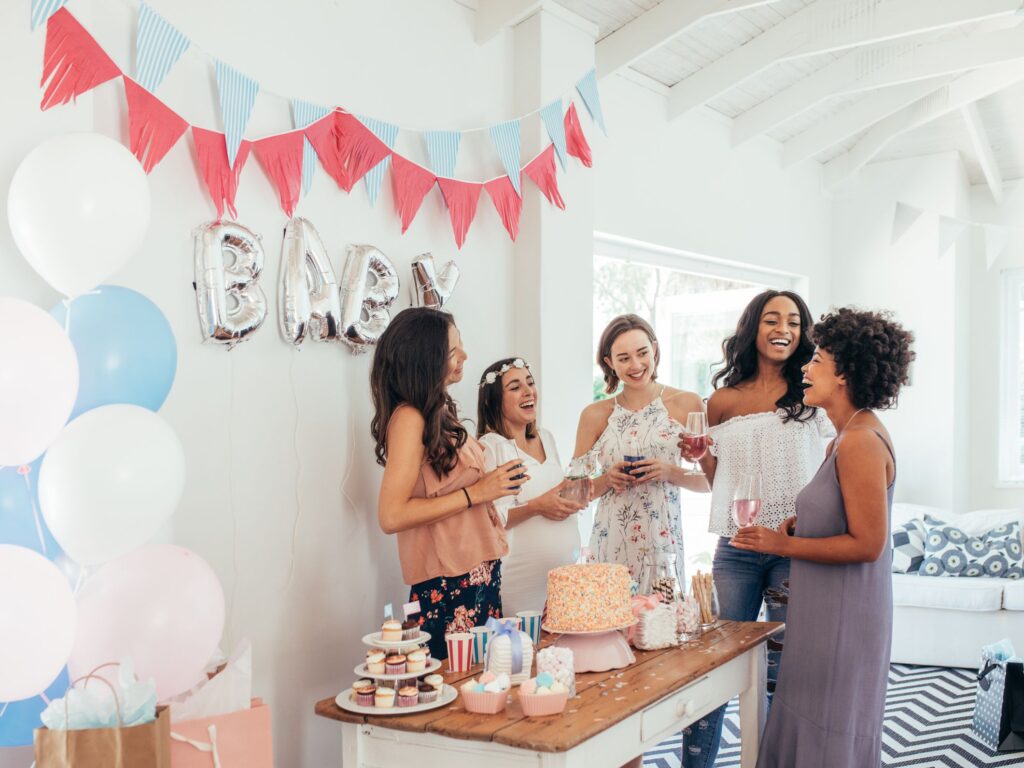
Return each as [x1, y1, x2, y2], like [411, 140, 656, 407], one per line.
[813, 308, 915, 410]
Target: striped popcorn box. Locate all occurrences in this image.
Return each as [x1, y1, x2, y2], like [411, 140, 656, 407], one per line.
[470, 626, 491, 665]
[517, 611, 542, 646]
[445, 632, 473, 673]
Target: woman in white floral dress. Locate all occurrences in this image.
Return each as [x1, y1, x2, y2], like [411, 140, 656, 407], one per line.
[574, 314, 708, 589]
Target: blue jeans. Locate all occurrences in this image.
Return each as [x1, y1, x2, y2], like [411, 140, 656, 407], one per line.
[681, 538, 789, 768]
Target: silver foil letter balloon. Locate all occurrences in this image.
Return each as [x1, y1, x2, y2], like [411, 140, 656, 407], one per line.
[410, 253, 460, 309]
[278, 218, 341, 346]
[339, 245, 400, 353]
[193, 222, 268, 348]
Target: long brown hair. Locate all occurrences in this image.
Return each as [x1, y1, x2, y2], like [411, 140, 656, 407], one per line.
[476, 358, 538, 440]
[597, 314, 660, 394]
[370, 308, 467, 477]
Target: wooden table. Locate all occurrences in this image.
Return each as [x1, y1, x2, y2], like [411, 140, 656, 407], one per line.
[316, 620, 782, 768]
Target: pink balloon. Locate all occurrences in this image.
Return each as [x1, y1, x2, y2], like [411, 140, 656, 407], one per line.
[0, 298, 79, 465]
[70, 545, 224, 701]
[0, 544, 77, 701]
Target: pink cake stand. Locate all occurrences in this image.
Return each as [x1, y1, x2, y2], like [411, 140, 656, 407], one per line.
[542, 622, 637, 673]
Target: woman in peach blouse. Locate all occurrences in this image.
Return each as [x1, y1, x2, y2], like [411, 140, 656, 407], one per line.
[371, 308, 524, 659]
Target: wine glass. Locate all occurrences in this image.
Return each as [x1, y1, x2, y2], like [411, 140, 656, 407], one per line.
[732, 472, 763, 528]
[622, 434, 646, 480]
[492, 440, 525, 506]
[682, 412, 709, 476]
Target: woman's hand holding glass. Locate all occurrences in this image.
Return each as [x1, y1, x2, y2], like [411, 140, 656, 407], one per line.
[534, 480, 586, 521]
[604, 461, 636, 492]
[624, 457, 674, 483]
[471, 460, 531, 503]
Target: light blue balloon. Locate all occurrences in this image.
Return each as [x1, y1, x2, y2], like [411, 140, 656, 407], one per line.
[0, 461, 60, 558]
[50, 285, 177, 417]
[0, 668, 68, 746]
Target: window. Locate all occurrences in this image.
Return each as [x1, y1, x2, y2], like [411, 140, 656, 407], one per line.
[590, 233, 806, 571]
[1000, 269, 1024, 485]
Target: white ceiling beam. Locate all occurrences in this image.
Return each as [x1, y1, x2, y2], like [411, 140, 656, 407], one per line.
[782, 76, 953, 166]
[734, 24, 1024, 146]
[595, 0, 781, 78]
[475, 0, 543, 44]
[667, 0, 1024, 120]
[823, 61, 1024, 188]
[961, 102, 1004, 203]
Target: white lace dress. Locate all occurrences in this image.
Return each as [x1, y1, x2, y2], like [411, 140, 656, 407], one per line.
[587, 394, 685, 587]
[707, 408, 835, 537]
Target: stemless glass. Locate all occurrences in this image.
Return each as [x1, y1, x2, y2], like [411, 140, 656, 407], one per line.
[560, 454, 595, 506]
[492, 440, 525, 506]
[732, 472, 763, 528]
[682, 412, 709, 476]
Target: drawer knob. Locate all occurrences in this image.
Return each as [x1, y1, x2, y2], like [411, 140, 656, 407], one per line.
[675, 699, 695, 718]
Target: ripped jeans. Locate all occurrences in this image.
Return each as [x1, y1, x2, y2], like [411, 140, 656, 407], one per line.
[681, 538, 789, 768]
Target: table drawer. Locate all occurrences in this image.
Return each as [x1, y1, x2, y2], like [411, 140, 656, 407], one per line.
[639, 655, 748, 743]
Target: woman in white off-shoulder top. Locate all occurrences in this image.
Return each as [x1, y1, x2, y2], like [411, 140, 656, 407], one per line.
[676, 291, 833, 768]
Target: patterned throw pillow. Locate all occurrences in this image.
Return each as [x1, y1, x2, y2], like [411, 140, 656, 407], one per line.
[891, 519, 927, 573]
[919, 515, 1024, 578]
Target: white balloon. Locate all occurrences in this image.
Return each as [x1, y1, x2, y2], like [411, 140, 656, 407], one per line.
[0, 544, 77, 702]
[39, 405, 185, 566]
[8, 133, 151, 297]
[0, 298, 79, 465]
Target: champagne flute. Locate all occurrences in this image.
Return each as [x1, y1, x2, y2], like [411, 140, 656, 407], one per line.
[493, 440, 525, 506]
[682, 412, 709, 476]
[732, 472, 763, 528]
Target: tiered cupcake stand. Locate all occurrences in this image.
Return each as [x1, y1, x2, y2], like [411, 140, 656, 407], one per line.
[542, 620, 638, 673]
[335, 630, 457, 715]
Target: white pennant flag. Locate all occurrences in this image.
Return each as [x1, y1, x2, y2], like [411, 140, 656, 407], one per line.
[890, 202, 923, 245]
[938, 216, 969, 259]
[983, 224, 1011, 270]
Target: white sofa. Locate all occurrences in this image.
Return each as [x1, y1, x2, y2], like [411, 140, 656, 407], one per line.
[890, 503, 1024, 669]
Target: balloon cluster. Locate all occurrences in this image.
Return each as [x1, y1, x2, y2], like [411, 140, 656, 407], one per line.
[1, 134, 225, 745]
[194, 217, 459, 352]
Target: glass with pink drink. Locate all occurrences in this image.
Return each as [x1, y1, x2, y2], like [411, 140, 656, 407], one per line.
[732, 472, 763, 528]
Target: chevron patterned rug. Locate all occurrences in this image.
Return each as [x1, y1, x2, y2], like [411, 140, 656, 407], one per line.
[643, 664, 1024, 768]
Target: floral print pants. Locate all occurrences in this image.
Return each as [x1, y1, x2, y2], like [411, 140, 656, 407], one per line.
[409, 560, 503, 660]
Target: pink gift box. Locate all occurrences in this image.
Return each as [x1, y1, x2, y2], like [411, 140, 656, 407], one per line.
[170, 699, 272, 768]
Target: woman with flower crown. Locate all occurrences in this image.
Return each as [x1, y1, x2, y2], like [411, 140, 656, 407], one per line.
[477, 357, 586, 615]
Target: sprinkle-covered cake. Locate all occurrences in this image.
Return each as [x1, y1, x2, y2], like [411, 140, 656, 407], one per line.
[544, 563, 634, 633]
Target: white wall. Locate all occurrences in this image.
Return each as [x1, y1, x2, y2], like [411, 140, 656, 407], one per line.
[970, 180, 1024, 511]
[830, 153, 971, 511]
[594, 77, 832, 313]
[0, 2, 838, 766]
[1, 1, 517, 765]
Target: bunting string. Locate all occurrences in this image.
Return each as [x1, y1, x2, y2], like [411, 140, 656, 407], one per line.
[30, 3, 603, 247]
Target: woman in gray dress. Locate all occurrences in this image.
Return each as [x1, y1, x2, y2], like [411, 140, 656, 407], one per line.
[730, 307, 915, 768]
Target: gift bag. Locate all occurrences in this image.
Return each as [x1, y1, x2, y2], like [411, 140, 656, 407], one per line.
[35, 704, 171, 767]
[170, 698, 273, 768]
[973, 653, 1024, 752]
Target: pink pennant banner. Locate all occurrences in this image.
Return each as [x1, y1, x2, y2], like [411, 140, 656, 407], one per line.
[191, 126, 251, 220]
[437, 178, 482, 249]
[484, 176, 522, 241]
[253, 131, 304, 217]
[40, 7, 121, 110]
[304, 111, 392, 193]
[390, 154, 436, 234]
[564, 103, 592, 169]
[304, 111, 350, 190]
[523, 145, 565, 210]
[123, 76, 188, 173]
[335, 112, 392, 191]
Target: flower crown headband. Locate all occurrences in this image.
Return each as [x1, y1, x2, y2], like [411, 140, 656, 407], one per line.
[480, 358, 531, 387]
